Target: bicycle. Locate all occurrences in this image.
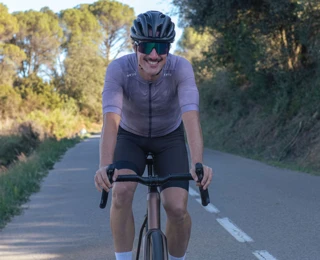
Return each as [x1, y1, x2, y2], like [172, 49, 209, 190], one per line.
[99, 152, 210, 260]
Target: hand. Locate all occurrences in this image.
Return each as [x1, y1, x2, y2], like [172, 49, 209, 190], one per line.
[190, 164, 213, 190]
[94, 165, 119, 192]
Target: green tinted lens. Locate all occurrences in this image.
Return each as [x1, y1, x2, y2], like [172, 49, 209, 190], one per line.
[138, 42, 169, 55]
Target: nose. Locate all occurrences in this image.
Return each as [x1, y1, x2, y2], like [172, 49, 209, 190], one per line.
[148, 48, 159, 58]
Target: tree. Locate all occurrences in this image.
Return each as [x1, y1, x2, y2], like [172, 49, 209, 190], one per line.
[175, 27, 216, 82]
[60, 7, 105, 120]
[60, 7, 102, 51]
[89, 0, 135, 64]
[0, 4, 18, 42]
[0, 44, 26, 85]
[0, 4, 26, 85]
[63, 45, 105, 121]
[13, 9, 63, 77]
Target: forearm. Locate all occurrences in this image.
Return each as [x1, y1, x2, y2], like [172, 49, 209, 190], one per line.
[182, 110, 203, 165]
[99, 113, 121, 168]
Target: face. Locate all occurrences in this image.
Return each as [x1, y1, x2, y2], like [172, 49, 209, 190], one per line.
[135, 42, 169, 81]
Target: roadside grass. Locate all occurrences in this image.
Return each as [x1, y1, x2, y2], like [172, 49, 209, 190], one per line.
[0, 137, 81, 229]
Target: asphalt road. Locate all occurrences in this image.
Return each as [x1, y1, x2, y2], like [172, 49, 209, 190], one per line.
[0, 134, 319, 260]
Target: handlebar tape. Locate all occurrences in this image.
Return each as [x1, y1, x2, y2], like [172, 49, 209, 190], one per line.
[99, 164, 115, 209]
[195, 163, 210, 207]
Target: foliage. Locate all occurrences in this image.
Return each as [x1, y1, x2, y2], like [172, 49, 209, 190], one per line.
[89, 0, 135, 63]
[173, 0, 320, 170]
[0, 1, 136, 129]
[0, 85, 22, 119]
[175, 27, 216, 82]
[0, 122, 42, 167]
[62, 45, 105, 121]
[13, 9, 63, 77]
[0, 4, 19, 41]
[60, 7, 102, 50]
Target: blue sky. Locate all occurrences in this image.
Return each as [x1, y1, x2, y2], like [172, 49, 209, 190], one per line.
[1, 0, 182, 51]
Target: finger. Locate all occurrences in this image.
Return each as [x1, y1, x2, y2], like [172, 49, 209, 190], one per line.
[94, 174, 102, 192]
[203, 169, 213, 190]
[112, 169, 119, 182]
[190, 169, 198, 182]
[201, 167, 209, 186]
[94, 180, 102, 192]
[100, 169, 112, 188]
[96, 174, 110, 192]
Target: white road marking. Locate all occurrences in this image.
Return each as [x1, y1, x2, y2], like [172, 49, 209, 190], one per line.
[253, 250, 278, 260]
[195, 198, 220, 213]
[217, 217, 254, 243]
[189, 187, 276, 258]
[190, 188, 277, 259]
[188, 187, 199, 197]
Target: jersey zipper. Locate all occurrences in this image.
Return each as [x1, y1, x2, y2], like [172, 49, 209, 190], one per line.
[148, 83, 152, 138]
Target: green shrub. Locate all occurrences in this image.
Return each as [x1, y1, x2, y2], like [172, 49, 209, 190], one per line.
[0, 85, 22, 119]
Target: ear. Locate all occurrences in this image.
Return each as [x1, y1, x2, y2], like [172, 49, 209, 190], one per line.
[132, 43, 137, 53]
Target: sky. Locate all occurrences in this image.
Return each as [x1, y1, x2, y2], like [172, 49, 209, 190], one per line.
[1, 0, 182, 51]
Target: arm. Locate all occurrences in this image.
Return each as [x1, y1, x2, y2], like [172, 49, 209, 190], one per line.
[99, 112, 121, 168]
[182, 110, 213, 190]
[176, 57, 213, 189]
[95, 112, 121, 192]
[95, 59, 123, 192]
[182, 110, 203, 166]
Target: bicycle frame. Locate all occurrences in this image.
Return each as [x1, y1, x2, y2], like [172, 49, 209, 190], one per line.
[141, 153, 168, 260]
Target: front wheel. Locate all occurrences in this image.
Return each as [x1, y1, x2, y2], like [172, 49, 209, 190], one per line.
[147, 231, 167, 260]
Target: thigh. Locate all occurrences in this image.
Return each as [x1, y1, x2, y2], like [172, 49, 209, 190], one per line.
[113, 127, 146, 176]
[153, 126, 190, 192]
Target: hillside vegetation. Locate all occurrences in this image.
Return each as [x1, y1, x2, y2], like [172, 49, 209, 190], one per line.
[173, 0, 320, 174]
[0, 0, 134, 168]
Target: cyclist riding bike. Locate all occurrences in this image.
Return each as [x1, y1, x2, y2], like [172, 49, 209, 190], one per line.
[94, 10, 213, 260]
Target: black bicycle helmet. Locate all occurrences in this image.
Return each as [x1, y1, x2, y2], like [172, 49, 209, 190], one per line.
[130, 10, 176, 43]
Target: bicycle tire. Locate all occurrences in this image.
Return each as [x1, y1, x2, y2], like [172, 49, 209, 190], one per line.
[148, 231, 165, 260]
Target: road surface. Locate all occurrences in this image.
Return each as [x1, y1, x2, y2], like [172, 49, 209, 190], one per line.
[0, 134, 319, 259]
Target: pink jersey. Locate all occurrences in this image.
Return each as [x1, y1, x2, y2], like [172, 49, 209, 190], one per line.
[102, 53, 199, 137]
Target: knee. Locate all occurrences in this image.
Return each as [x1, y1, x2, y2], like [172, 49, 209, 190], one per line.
[164, 202, 188, 223]
[112, 183, 135, 209]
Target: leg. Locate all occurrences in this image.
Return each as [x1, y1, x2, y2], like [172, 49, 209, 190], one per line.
[152, 124, 190, 257]
[111, 169, 138, 252]
[111, 127, 147, 253]
[161, 187, 191, 257]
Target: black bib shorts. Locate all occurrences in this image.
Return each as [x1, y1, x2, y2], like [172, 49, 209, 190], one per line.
[113, 123, 190, 192]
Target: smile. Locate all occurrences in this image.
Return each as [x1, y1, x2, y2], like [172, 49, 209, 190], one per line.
[148, 60, 159, 65]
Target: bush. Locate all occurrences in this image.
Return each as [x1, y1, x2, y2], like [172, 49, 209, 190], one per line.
[0, 85, 22, 120]
[0, 122, 43, 167]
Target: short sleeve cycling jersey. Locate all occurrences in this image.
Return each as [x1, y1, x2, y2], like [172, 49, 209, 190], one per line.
[102, 53, 199, 137]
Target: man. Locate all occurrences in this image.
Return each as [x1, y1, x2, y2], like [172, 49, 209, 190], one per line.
[94, 10, 213, 260]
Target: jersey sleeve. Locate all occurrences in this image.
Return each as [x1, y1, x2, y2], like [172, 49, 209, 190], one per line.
[176, 57, 200, 114]
[102, 60, 124, 115]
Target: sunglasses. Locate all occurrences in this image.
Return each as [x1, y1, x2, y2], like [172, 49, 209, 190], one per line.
[135, 42, 170, 55]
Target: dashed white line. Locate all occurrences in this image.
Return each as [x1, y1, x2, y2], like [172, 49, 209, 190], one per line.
[217, 217, 254, 243]
[189, 187, 220, 213]
[253, 250, 278, 260]
[190, 188, 277, 258]
[195, 198, 220, 213]
[188, 187, 199, 197]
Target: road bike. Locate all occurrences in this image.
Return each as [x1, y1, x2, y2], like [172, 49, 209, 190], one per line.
[99, 153, 210, 260]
